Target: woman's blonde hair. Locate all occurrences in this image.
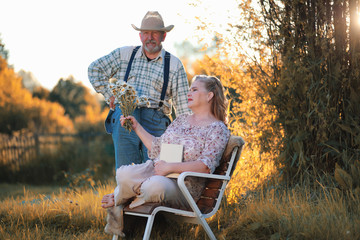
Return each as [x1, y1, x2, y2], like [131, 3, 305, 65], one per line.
[192, 75, 229, 125]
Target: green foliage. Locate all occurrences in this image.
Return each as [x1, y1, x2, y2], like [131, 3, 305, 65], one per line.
[49, 76, 100, 120]
[220, 183, 360, 240]
[0, 106, 28, 134]
[259, 0, 360, 178]
[0, 48, 110, 185]
[335, 161, 360, 197]
[63, 165, 99, 192]
[32, 86, 50, 100]
[0, 56, 32, 134]
[0, 135, 115, 185]
[0, 54, 106, 135]
[0, 56, 74, 135]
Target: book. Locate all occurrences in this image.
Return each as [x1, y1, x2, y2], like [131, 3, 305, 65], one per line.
[159, 143, 183, 178]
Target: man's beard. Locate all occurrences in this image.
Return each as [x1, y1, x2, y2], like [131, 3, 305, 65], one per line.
[144, 40, 162, 53]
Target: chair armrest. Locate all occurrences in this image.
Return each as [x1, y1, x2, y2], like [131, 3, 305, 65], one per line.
[176, 172, 229, 216]
[177, 171, 230, 182]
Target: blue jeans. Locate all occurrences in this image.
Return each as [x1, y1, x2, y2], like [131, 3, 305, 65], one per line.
[105, 106, 170, 169]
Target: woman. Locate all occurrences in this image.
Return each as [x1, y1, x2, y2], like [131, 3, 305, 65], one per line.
[102, 75, 230, 235]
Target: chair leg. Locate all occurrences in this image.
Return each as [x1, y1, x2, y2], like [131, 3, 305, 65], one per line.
[142, 215, 156, 240]
[198, 217, 216, 240]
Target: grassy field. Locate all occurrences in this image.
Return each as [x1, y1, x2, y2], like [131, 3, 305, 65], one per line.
[1, 179, 359, 240]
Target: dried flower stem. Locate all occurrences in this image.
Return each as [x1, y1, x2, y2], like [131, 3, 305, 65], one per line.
[108, 78, 150, 133]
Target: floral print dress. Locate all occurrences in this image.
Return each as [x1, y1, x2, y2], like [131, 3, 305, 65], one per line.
[148, 113, 230, 201]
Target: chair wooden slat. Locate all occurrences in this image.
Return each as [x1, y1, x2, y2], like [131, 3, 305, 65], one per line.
[197, 204, 215, 214]
[196, 198, 217, 214]
[123, 202, 161, 214]
[196, 137, 241, 213]
[205, 179, 223, 189]
[201, 188, 220, 199]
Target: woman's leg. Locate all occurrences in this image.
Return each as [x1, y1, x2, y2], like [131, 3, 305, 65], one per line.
[101, 160, 155, 208]
[114, 160, 155, 206]
[130, 175, 190, 209]
[101, 161, 155, 236]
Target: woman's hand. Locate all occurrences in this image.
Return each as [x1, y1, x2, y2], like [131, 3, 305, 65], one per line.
[120, 115, 139, 131]
[154, 160, 172, 176]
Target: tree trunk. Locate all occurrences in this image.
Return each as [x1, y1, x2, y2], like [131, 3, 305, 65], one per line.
[349, 0, 360, 68]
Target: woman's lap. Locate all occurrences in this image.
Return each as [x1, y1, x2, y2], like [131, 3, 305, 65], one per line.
[114, 161, 189, 209]
[135, 175, 190, 209]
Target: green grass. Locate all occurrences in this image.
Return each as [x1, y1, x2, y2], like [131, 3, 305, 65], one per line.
[1, 181, 359, 239]
[0, 183, 64, 201]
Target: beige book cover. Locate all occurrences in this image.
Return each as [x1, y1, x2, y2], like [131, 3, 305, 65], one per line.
[160, 143, 183, 178]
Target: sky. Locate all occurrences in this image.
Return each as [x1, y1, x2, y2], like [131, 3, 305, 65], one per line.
[0, 0, 239, 92]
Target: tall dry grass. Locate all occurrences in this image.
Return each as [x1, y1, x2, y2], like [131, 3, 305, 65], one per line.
[1, 176, 359, 240]
[0, 183, 112, 239]
[221, 181, 360, 240]
[0, 182, 195, 239]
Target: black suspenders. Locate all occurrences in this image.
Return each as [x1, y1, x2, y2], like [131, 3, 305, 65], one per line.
[124, 46, 170, 108]
[123, 46, 140, 83]
[159, 52, 170, 107]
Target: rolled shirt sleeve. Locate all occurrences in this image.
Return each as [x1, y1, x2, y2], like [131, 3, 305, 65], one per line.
[88, 48, 123, 103]
[197, 124, 230, 173]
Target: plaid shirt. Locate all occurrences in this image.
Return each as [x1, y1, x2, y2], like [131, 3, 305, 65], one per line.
[88, 46, 191, 116]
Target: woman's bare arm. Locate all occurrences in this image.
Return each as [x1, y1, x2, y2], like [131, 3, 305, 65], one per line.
[120, 115, 154, 150]
[154, 160, 210, 176]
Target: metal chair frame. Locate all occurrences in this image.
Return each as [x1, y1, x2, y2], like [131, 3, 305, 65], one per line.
[113, 136, 244, 240]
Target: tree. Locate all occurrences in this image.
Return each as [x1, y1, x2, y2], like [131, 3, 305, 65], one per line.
[0, 56, 74, 135]
[187, 0, 281, 194]
[32, 86, 50, 100]
[27, 97, 74, 134]
[0, 34, 9, 61]
[259, 0, 360, 177]
[49, 76, 100, 120]
[18, 69, 41, 92]
[0, 56, 32, 134]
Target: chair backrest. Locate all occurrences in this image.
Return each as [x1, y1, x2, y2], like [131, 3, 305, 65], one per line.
[196, 135, 245, 214]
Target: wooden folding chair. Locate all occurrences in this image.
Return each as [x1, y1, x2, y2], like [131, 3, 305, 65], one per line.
[113, 135, 245, 240]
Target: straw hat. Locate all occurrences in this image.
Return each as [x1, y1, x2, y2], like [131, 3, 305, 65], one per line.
[131, 11, 174, 32]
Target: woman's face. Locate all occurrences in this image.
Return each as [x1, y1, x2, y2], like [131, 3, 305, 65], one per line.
[187, 80, 209, 109]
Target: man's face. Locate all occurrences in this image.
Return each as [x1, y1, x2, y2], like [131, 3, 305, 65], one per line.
[140, 31, 166, 55]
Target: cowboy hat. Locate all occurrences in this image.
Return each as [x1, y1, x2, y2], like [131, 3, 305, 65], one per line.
[131, 11, 174, 32]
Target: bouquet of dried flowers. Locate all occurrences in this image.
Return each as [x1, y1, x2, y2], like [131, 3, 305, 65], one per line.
[109, 78, 150, 133]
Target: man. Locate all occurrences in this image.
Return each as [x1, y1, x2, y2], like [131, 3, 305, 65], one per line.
[88, 11, 191, 170]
